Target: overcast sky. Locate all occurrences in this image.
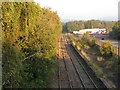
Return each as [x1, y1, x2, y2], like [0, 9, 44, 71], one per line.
[34, 0, 119, 22]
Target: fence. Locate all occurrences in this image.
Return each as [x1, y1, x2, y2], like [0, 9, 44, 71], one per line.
[113, 46, 120, 56]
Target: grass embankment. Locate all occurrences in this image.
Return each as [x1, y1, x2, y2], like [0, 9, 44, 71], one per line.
[67, 33, 120, 87]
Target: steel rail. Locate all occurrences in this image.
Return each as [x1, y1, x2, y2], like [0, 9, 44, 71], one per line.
[65, 35, 98, 89]
[62, 36, 73, 89]
[64, 38, 86, 89]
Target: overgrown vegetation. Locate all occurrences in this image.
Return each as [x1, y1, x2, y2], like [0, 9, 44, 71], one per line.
[2, 2, 62, 88]
[68, 34, 105, 78]
[69, 32, 96, 50]
[99, 41, 114, 57]
[87, 37, 96, 47]
[105, 55, 120, 72]
[68, 33, 119, 79]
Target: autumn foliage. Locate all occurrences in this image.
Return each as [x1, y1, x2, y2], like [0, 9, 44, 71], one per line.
[2, 2, 62, 88]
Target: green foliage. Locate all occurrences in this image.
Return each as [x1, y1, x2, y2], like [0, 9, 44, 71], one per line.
[63, 20, 116, 33]
[68, 33, 90, 49]
[109, 21, 120, 40]
[91, 63, 104, 78]
[68, 33, 96, 51]
[2, 44, 24, 88]
[99, 41, 114, 57]
[105, 55, 120, 72]
[83, 44, 90, 50]
[87, 38, 96, 47]
[75, 42, 82, 50]
[21, 55, 57, 88]
[2, 2, 62, 88]
[81, 32, 89, 45]
[82, 32, 89, 40]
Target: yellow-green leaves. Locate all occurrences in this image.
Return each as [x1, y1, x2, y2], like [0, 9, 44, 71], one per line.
[2, 2, 62, 88]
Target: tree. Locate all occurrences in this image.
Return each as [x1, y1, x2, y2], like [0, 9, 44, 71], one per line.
[109, 21, 120, 40]
[62, 20, 116, 33]
[2, 2, 62, 88]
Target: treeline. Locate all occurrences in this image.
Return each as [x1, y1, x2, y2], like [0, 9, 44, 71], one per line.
[63, 20, 116, 33]
[109, 21, 120, 40]
[2, 2, 62, 88]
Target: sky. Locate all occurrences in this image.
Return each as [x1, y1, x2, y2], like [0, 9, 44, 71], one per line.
[34, 0, 120, 22]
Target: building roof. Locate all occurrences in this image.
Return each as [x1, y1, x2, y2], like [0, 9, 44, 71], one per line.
[79, 28, 106, 32]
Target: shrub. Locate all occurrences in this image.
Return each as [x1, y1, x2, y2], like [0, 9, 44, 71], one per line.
[87, 38, 96, 47]
[105, 55, 120, 72]
[99, 41, 114, 57]
[84, 44, 90, 49]
[72, 40, 76, 46]
[75, 42, 82, 49]
[92, 63, 104, 78]
[81, 32, 89, 41]
[97, 56, 104, 61]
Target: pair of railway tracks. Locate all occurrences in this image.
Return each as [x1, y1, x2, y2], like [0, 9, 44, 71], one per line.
[57, 34, 107, 89]
[65, 36, 97, 88]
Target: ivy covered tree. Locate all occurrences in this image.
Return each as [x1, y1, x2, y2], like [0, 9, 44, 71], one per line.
[2, 2, 62, 88]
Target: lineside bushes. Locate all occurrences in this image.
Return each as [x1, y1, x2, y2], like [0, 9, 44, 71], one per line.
[99, 41, 114, 57]
[68, 33, 105, 78]
[67, 33, 120, 78]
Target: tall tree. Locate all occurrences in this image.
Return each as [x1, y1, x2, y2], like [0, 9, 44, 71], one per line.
[109, 21, 120, 40]
[2, 2, 62, 88]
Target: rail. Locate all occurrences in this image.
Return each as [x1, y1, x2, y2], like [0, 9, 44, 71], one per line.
[69, 36, 111, 89]
[65, 35, 98, 88]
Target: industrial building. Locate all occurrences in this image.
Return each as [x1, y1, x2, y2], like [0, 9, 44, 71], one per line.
[73, 28, 106, 35]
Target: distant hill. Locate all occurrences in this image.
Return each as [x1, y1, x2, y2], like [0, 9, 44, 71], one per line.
[62, 20, 116, 33]
[61, 17, 118, 23]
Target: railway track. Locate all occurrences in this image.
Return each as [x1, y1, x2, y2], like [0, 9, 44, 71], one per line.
[65, 35, 108, 88]
[55, 34, 107, 89]
[58, 35, 73, 88]
[64, 35, 97, 88]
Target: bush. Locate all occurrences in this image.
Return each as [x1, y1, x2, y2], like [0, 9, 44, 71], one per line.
[91, 63, 104, 78]
[105, 55, 120, 72]
[75, 42, 82, 50]
[87, 38, 96, 47]
[83, 44, 90, 49]
[99, 41, 114, 57]
[81, 32, 89, 41]
[2, 44, 24, 88]
[72, 40, 76, 46]
[97, 56, 104, 61]
[81, 32, 89, 45]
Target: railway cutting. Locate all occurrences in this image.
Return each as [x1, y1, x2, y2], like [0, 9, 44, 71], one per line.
[50, 34, 108, 89]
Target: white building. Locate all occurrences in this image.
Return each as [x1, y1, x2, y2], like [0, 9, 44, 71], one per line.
[73, 28, 106, 35]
